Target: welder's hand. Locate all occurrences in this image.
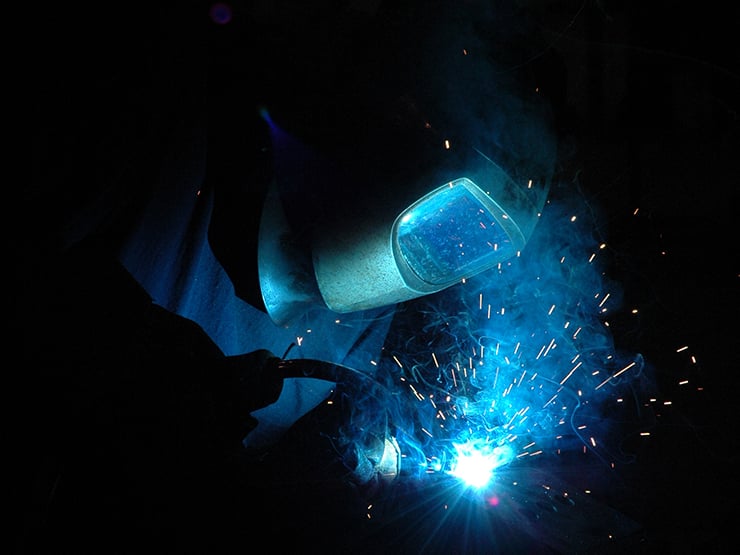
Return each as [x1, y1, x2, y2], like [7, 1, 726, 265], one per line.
[224, 349, 284, 415]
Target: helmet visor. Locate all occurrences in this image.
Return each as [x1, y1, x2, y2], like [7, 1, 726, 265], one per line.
[394, 177, 518, 286]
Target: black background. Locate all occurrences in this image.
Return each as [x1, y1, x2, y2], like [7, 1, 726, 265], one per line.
[15, 1, 739, 553]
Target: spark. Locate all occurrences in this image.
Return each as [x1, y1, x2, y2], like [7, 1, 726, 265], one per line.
[594, 361, 638, 390]
[559, 361, 583, 385]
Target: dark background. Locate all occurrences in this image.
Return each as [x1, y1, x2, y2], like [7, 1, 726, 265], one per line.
[15, 1, 739, 553]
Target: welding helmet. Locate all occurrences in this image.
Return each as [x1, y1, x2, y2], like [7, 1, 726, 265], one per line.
[254, 1, 557, 326]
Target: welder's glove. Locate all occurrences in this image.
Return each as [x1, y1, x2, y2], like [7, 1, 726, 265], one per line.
[222, 349, 284, 438]
[225, 349, 284, 411]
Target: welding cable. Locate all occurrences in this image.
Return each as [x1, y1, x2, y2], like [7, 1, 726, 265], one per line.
[272, 357, 376, 384]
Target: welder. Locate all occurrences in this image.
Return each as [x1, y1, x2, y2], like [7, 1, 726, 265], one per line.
[17, 1, 559, 552]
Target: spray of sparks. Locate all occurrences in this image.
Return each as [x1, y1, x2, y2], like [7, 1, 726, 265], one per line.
[366, 187, 661, 492]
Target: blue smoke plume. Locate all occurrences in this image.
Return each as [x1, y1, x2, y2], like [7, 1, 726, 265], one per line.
[363, 179, 657, 489]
